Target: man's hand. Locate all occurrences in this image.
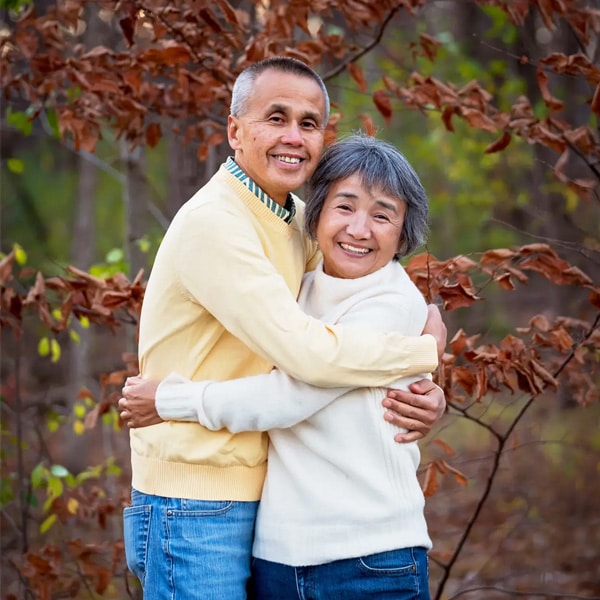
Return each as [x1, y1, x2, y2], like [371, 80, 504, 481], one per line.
[423, 304, 447, 361]
[382, 379, 446, 443]
[119, 376, 163, 428]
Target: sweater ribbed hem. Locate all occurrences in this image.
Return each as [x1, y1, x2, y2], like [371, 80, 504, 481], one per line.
[253, 515, 432, 566]
[131, 454, 267, 501]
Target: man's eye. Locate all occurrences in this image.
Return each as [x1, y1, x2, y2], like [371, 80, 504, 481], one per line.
[301, 121, 317, 129]
[269, 116, 284, 123]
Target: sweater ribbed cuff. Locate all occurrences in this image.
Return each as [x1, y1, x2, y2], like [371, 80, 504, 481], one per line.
[156, 373, 212, 424]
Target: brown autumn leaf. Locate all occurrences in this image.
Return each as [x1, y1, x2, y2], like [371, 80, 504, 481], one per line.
[449, 328, 480, 355]
[119, 17, 135, 46]
[441, 106, 456, 132]
[494, 272, 517, 290]
[452, 366, 478, 395]
[382, 75, 399, 94]
[140, 45, 192, 66]
[440, 460, 468, 487]
[592, 81, 600, 115]
[439, 282, 482, 311]
[422, 462, 439, 498]
[145, 122, 162, 148]
[373, 89, 392, 124]
[588, 288, 600, 309]
[419, 33, 441, 61]
[485, 131, 511, 153]
[359, 114, 377, 137]
[66, 266, 108, 288]
[480, 248, 516, 265]
[536, 0, 557, 32]
[433, 438, 456, 456]
[549, 327, 575, 352]
[530, 358, 559, 389]
[0, 252, 14, 286]
[347, 62, 367, 93]
[536, 68, 564, 111]
[460, 107, 498, 133]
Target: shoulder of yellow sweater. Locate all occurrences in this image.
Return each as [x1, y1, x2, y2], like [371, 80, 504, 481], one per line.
[166, 178, 253, 237]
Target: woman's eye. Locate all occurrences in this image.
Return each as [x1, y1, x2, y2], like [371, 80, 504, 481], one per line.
[375, 214, 390, 222]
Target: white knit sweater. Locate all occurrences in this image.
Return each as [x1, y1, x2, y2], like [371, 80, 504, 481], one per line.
[157, 260, 432, 565]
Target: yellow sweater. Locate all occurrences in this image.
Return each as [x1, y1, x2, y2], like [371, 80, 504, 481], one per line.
[131, 165, 438, 501]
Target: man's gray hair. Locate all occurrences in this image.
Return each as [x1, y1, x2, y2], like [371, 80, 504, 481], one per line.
[305, 133, 429, 259]
[230, 57, 330, 124]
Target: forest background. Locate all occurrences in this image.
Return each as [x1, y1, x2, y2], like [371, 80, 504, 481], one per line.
[1, 0, 599, 599]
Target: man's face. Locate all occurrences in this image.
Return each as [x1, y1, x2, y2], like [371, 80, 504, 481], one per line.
[228, 69, 327, 205]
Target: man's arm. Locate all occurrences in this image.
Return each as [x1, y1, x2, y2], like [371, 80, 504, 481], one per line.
[175, 205, 441, 387]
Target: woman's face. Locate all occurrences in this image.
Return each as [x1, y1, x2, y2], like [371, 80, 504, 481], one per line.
[316, 173, 406, 279]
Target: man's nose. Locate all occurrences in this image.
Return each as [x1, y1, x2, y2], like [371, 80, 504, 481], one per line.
[281, 121, 304, 145]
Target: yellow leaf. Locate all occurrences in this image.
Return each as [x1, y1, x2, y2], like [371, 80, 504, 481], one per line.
[73, 420, 85, 435]
[73, 403, 86, 418]
[50, 339, 61, 363]
[13, 243, 27, 265]
[38, 337, 50, 357]
[67, 498, 79, 515]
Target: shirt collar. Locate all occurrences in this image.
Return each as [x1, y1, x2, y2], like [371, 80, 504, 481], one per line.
[225, 157, 296, 224]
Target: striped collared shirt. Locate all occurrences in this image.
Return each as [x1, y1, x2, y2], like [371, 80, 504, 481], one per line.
[225, 157, 296, 224]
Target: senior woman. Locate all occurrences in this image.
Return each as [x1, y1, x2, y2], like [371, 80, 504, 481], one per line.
[122, 133, 435, 599]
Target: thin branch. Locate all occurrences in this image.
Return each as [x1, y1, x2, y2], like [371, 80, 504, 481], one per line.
[321, 5, 402, 81]
[434, 311, 600, 599]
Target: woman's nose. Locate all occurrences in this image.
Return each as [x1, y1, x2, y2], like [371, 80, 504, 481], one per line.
[346, 214, 370, 239]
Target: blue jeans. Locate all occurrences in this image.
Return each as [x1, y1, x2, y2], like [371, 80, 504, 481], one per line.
[250, 547, 430, 600]
[123, 489, 258, 600]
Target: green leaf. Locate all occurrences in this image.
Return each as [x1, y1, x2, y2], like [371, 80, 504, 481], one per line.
[106, 248, 124, 264]
[7, 158, 25, 174]
[79, 316, 90, 329]
[137, 237, 151, 253]
[40, 513, 57, 534]
[50, 464, 69, 478]
[45, 109, 60, 138]
[6, 107, 33, 136]
[30, 464, 47, 488]
[69, 329, 81, 344]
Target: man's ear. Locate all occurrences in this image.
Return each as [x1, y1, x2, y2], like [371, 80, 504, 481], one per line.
[227, 115, 240, 150]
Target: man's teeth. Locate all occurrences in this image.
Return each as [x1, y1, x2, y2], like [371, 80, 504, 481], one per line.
[276, 155, 301, 164]
[340, 243, 370, 254]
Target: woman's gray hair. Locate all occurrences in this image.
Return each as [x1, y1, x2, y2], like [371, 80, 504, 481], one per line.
[230, 57, 330, 124]
[305, 133, 429, 259]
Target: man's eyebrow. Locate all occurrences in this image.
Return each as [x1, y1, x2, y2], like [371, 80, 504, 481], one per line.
[265, 103, 323, 125]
